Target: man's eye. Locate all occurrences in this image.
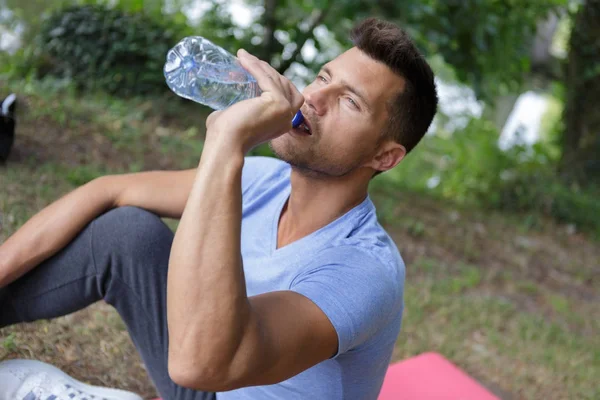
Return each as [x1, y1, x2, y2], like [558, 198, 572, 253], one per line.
[347, 98, 358, 109]
[317, 75, 327, 82]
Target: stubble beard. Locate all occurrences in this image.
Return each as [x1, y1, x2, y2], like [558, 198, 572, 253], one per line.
[269, 133, 372, 179]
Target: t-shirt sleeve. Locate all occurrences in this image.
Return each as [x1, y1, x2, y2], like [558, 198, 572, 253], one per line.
[289, 248, 404, 358]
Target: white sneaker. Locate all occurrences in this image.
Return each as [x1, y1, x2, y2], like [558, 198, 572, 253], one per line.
[0, 359, 144, 400]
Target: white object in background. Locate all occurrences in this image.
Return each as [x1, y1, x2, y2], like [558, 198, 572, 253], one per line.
[499, 91, 548, 150]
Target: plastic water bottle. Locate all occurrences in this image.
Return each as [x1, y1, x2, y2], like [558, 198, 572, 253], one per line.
[164, 36, 304, 127]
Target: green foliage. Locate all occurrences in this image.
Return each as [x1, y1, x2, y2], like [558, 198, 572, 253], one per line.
[497, 165, 600, 235]
[382, 118, 513, 204]
[2, 0, 595, 233]
[380, 117, 600, 236]
[194, 0, 566, 99]
[193, 1, 253, 54]
[402, 0, 567, 100]
[1, 0, 569, 100]
[17, 3, 192, 96]
[538, 84, 565, 146]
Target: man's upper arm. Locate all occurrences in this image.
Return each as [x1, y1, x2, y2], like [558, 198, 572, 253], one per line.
[219, 290, 338, 390]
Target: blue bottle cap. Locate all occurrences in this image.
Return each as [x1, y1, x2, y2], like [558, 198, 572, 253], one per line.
[291, 110, 304, 128]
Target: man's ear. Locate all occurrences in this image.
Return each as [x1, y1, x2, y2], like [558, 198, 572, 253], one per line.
[364, 140, 406, 173]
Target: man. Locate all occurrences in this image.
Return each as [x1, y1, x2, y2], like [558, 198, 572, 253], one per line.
[0, 17, 437, 400]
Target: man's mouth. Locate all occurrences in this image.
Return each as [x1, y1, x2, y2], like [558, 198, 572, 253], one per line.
[298, 119, 312, 135]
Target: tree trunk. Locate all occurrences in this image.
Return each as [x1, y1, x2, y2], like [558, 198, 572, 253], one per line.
[260, 0, 279, 62]
[560, 0, 600, 185]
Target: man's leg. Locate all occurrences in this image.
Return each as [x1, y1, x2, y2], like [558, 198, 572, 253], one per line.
[0, 206, 215, 400]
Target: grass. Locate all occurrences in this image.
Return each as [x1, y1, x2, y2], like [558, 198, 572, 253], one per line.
[396, 258, 599, 399]
[1, 78, 599, 399]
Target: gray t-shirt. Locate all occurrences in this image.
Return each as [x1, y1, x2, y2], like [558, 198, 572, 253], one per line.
[217, 157, 405, 400]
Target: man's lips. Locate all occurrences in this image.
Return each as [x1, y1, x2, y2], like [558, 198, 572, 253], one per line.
[291, 125, 311, 136]
[301, 118, 313, 135]
[293, 112, 313, 135]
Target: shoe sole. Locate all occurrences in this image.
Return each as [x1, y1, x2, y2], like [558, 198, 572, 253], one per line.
[0, 359, 144, 400]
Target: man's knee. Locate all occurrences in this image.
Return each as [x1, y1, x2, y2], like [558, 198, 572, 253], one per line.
[92, 206, 174, 257]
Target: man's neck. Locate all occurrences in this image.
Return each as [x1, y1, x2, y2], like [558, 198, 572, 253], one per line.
[276, 167, 371, 249]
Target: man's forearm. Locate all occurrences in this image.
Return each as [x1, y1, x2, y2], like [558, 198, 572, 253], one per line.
[0, 177, 117, 287]
[166, 144, 251, 382]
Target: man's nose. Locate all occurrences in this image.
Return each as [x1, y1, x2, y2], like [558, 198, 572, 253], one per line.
[304, 86, 335, 116]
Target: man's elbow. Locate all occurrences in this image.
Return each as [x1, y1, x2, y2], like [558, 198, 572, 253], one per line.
[168, 356, 237, 392]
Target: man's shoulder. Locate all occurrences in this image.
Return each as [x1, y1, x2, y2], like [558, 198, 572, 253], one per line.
[330, 212, 405, 280]
[318, 240, 405, 283]
[296, 234, 405, 309]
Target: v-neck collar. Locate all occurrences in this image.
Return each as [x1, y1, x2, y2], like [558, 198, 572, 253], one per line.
[268, 182, 374, 260]
[270, 184, 292, 256]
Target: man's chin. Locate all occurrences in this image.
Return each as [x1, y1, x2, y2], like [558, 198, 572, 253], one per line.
[269, 140, 306, 166]
[268, 140, 291, 163]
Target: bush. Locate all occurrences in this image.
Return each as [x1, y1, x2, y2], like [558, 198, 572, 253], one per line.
[382, 118, 513, 204]
[379, 117, 600, 236]
[25, 4, 189, 96]
[496, 164, 600, 235]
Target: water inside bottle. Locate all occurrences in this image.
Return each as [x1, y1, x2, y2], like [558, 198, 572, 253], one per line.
[164, 36, 260, 110]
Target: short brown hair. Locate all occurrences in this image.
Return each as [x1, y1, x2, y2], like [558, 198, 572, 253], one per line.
[351, 18, 438, 158]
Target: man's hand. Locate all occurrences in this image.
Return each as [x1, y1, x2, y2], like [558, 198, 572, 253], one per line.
[204, 49, 305, 155]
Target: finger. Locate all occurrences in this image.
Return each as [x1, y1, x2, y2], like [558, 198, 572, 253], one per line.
[279, 75, 304, 111]
[237, 49, 282, 94]
[292, 92, 305, 112]
[238, 50, 279, 85]
[241, 51, 301, 108]
[238, 49, 304, 114]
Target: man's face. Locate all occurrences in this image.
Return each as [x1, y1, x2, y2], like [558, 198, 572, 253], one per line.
[270, 47, 405, 178]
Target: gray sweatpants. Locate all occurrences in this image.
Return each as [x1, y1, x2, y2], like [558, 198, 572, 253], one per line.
[0, 206, 216, 400]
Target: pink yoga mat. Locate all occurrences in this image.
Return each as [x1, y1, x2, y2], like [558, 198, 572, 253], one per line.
[378, 352, 499, 399]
